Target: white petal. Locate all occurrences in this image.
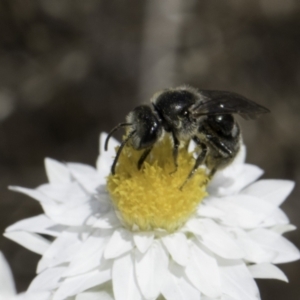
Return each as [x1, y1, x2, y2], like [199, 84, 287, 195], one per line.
[241, 180, 294, 206]
[185, 241, 221, 298]
[228, 164, 264, 194]
[260, 208, 289, 227]
[162, 232, 189, 266]
[94, 186, 113, 213]
[248, 229, 300, 263]
[188, 139, 197, 153]
[5, 215, 61, 237]
[221, 296, 237, 300]
[92, 211, 121, 229]
[192, 219, 244, 260]
[220, 261, 260, 300]
[37, 183, 88, 204]
[184, 218, 202, 235]
[53, 269, 111, 300]
[76, 290, 114, 300]
[207, 170, 235, 196]
[0, 252, 16, 296]
[271, 224, 296, 235]
[104, 228, 134, 259]
[27, 266, 66, 292]
[45, 158, 71, 184]
[135, 240, 169, 299]
[64, 230, 110, 277]
[211, 195, 276, 229]
[184, 218, 244, 259]
[196, 202, 224, 218]
[97, 133, 120, 178]
[248, 263, 288, 282]
[209, 162, 263, 197]
[4, 231, 50, 255]
[9, 186, 53, 204]
[15, 293, 26, 300]
[230, 228, 275, 264]
[133, 231, 154, 253]
[37, 230, 82, 273]
[22, 291, 51, 300]
[161, 262, 201, 300]
[44, 198, 102, 226]
[67, 163, 104, 192]
[112, 253, 142, 300]
[201, 295, 235, 300]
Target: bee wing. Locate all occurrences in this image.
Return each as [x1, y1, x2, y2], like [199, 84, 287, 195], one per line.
[191, 90, 270, 120]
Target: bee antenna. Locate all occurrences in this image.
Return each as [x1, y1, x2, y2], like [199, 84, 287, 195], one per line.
[111, 130, 136, 174]
[105, 123, 132, 151]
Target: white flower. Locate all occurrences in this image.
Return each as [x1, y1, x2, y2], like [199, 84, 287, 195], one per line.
[0, 251, 24, 300]
[4, 133, 300, 300]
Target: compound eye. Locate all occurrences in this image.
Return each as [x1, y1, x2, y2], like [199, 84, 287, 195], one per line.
[180, 110, 189, 118]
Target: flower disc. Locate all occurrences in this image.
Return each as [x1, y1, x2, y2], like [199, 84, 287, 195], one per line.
[107, 136, 208, 232]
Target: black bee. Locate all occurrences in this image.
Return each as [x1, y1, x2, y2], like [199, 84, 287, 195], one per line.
[105, 86, 269, 186]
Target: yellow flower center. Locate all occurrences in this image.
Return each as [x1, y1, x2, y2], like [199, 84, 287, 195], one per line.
[107, 136, 208, 232]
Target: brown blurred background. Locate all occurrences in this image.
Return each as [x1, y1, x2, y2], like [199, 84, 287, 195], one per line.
[0, 0, 299, 299]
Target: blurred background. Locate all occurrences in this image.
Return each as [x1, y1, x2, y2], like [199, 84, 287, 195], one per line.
[0, 0, 299, 299]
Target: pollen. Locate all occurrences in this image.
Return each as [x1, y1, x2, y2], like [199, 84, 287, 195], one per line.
[106, 136, 208, 232]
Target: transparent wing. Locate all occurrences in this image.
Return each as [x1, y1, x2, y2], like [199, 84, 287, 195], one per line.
[191, 90, 270, 120]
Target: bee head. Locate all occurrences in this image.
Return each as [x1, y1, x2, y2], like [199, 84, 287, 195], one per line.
[152, 87, 198, 133]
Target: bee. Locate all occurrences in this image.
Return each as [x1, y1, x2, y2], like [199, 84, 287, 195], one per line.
[105, 86, 269, 187]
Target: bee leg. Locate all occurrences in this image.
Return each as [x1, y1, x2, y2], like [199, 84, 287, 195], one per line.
[180, 139, 207, 190]
[205, 135, 233, 157]
[137, 147, 152, 170]
[208, 167, 217, 179]
[111, 130, 136, 175]
[170, 132, 180, 174]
